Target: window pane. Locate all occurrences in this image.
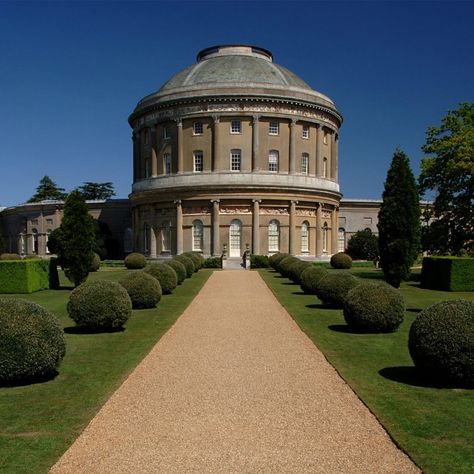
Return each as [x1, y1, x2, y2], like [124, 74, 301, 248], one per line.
[193, 122, 203, 135]
[269, 150, 278, 172]
[269, 121, 279, 135]
[231, 149, 241, 171]
[301, 222, 309, 252]
[194, 151, 203, 172]
[301, 153, 309, 174]
[230, 120, 241, 134]
[268, 220, 279, 251]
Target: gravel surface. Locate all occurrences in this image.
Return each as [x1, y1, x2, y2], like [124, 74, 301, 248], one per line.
[51, 271, 419, 473]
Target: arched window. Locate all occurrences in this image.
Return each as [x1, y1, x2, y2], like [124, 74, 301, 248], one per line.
[192, 220, 203, 251]
[268, 150, 279, 172]
[162, 222, 171, 251]
[164, 153, 171, 175]
[301, 221, 309, 253]
[229, 219, 242, 257]
[322, 222, 328, 253]
[143, 223, 150, 253]
[268, 219, 280, 252]
[123, 227, 133, 254]
[323, 157, 328, 178]
[338, 228, 346, 253]
[301, 153, 309, 175]
[230, 149, 241, 171]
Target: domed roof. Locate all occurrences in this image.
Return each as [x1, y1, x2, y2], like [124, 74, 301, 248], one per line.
[131, 45, 340, 119]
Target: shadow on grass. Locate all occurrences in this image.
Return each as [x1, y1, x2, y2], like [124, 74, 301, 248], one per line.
[283, 281, 298, 286]
[328, 324, 362, 334]
[351, 271, 384, 280]
[64, 326, 126, 335]
[379, 367, 464, 389]
[59, 285, 75, 291]
[407, 308, 423, 313]
[292, 291, 307, 296]
[306, 303, 326, 309]
[0, 370, 59, 388]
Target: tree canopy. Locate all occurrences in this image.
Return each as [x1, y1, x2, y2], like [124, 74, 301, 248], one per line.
[77, 182, 115, 200]
[28, 176, 67, 202]
[419, 102, 474, 255]
[346, 228, 379, 261]
[378, 149, 421, 287]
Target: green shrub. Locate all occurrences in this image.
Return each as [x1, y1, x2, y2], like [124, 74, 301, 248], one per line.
[0, 260, 50, 293]
[0, 299, 66, 383]
[316, 272, 359, 308]
[165, 260, 187, 284]
[300, 266, 328, 294]
[174, 254, 195, 277]
[124, 252, 147, 270]
[250, 255, 270, 268]
[287, 260, 312, 283]
[89, 252, 101, 272]
[144, 263, 178, 294]
[343, 282, 405, 332]
[278, 256, 299, 277]
[67, 280, 132, 330]
[203, 256, 221, 268]
[347, 229, 379, 261]
[182, 252, 202, 271]
[409, 300, 474, 387]
[270, 253, 290, 271]
[421, 256, 474, 291]
[119, 271, 162, 309]
[0, 253, 21, 260]
[330, 252, 353, 269]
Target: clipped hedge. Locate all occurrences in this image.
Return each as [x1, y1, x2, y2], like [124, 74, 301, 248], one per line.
[278, 256, 299, 278]
[250, 254, 270, 268]
[270, 253, 291, 271]
[166, 260, 187, 284]
[0, 299, 66, 383]
[119, 271, 162, 309]
[203, 256, 221, 268]
[0, 253, 21, 260]
[316, 272, 359, 308]
[421, 256, 474, 291]
[409, 300, 474, 387]
[144, 263, 178, 294]
[287, 260, 312, 283]
[330, 252, 353, 269]
[182, 252, 202, 271]
[124, 252, 146, 270]
[89, 253, 101, 272]
[300, 266, 328, 294]
[67, 280, 132, 330]
[344, 282, 405, 332]
[0, 259, 50, 293]
[174, 254, 195, 277]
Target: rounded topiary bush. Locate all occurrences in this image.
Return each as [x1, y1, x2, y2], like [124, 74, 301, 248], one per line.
[174, 254, 195, 277]
[300, 266, 328, 294]
[278, 256, 299, 278]
[343, 282, 405, 332]
[271, 253, 290, 271]
[166, 260, 187, 284]
[119, 271, 162, 309]
[287, 260, 312, 283]
[124, 252, 146, 270]
[144, 263, 178, 294]
[0, 299, 66, 383]
[408, 300, 474, 388]
[67, 280, 132, 330]
[316, 272, 359, 308]
[0, 253, 21, 260]
[330, 252, 353, 269]
[89, 252, 101, 272]
[183, 252, 202, 271]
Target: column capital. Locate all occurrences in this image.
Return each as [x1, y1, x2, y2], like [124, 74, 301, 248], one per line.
[211, 199, 220, 204]
[290, 119, 297, 127]
[212, 114, 220, 123]
[252, 199, 262, 204]
[174, 118, 183, 127]
[174, 199, 182, 205]
[252, 114, 260, 123]
[290, 199, 299, 205]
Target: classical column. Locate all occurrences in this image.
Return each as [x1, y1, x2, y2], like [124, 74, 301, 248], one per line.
[331, 206, 339, 255]
[289, 119, 296, 174]
[150, 226, 157, 258]
[252, 199, 261, 254]
[316, 203, 323, 256]
[211, 199, 220, 256]
[176, 119, 184, 174]
[252, 115, 260, 171]
[289, 200, 297, 255]
[151, 125, 158, 177]
[175, 200, 183, 255]
[332, 133, 339, 181]
[212, 115, 220, 172]
[132, 132, 138, 182]
[316, 124, 323, 177]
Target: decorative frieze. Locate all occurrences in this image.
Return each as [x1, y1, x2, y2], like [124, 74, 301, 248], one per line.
[260, 207, 289, 215]
[296, 209, 316, 217]
[219, 206, 252, 215]
[184, 207, 211, 215]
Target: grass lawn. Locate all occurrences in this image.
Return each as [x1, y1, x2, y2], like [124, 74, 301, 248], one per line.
[0, 267, 212, 474]
[260, 267, 474, 474]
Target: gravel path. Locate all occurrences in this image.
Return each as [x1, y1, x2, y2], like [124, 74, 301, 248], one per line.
[51, 271, 418, 473]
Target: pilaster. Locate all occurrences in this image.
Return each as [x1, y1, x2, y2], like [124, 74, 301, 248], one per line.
[289, 119, 296, 174]
[212, 115, 220, 172]
[211, 199, 220, 255]
[316, 124, 323, 177]
[176, 119, 184, 174]
[175, 200, 183, 255]
[252, 115, 260, 171]
[316, 203, 323, 256]
[289, 200, 297, 255]
[252, 199, 261, 254]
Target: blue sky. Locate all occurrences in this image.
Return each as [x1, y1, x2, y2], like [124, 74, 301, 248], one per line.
[1, 1, 472, 207]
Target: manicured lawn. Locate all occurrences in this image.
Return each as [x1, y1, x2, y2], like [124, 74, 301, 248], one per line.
[0, 268, 212, 474]
[260, 268, 474, 474]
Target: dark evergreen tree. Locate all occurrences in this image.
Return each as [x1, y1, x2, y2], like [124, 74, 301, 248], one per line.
[56, 190, 96, 286]
[378, 149, 421, 288]
[28, 176, 67, 202]
[346, 228, 379, 261]
[77, 182, 115, 200]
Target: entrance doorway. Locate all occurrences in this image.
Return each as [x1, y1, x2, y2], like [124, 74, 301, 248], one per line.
[229, 220, 242, 257]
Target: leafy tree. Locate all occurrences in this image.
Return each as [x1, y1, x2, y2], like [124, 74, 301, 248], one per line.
[55, 190, 96, 286]
[346, 229, 379, 261]
[28, 176, 67, 202]
[419, 103, 474, 255]
[378, 149, 421, 288]
[77, 182, 115, 200]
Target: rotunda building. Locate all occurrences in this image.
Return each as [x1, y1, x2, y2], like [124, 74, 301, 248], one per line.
[129, 45, 342, 258]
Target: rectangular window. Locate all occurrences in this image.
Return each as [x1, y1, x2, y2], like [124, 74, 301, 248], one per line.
[269, 121, 279, 135]
[164, 153, 171, 175]
[302, 125, 309, 139]
[301, 153, 309, 175]
[164, 126, 171, 139]
[230, 149, 241, 171]
[268, 150, 278, 172]
[323, 130, 328, 145]
[230, 120, 241, 134]
[193, 122, 203, 135]
[193, 151, 203, 172]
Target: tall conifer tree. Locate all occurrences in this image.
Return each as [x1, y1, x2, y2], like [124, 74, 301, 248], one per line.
[378, 149, 421, 287]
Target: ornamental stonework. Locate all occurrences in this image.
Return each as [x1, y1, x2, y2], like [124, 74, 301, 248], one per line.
[184, 207, 211, 215]
[219, 206, 252, 215]
[322, 211, 332, 219]
[260, 207, 289, 215]
[296, 209, 316, 217]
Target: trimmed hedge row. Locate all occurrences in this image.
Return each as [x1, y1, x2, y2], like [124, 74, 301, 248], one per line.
[421, 256, 474, 291]
[119, 271, 162, 309]
[144, 263, 178, 294]
[0, 259, 50, 293]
